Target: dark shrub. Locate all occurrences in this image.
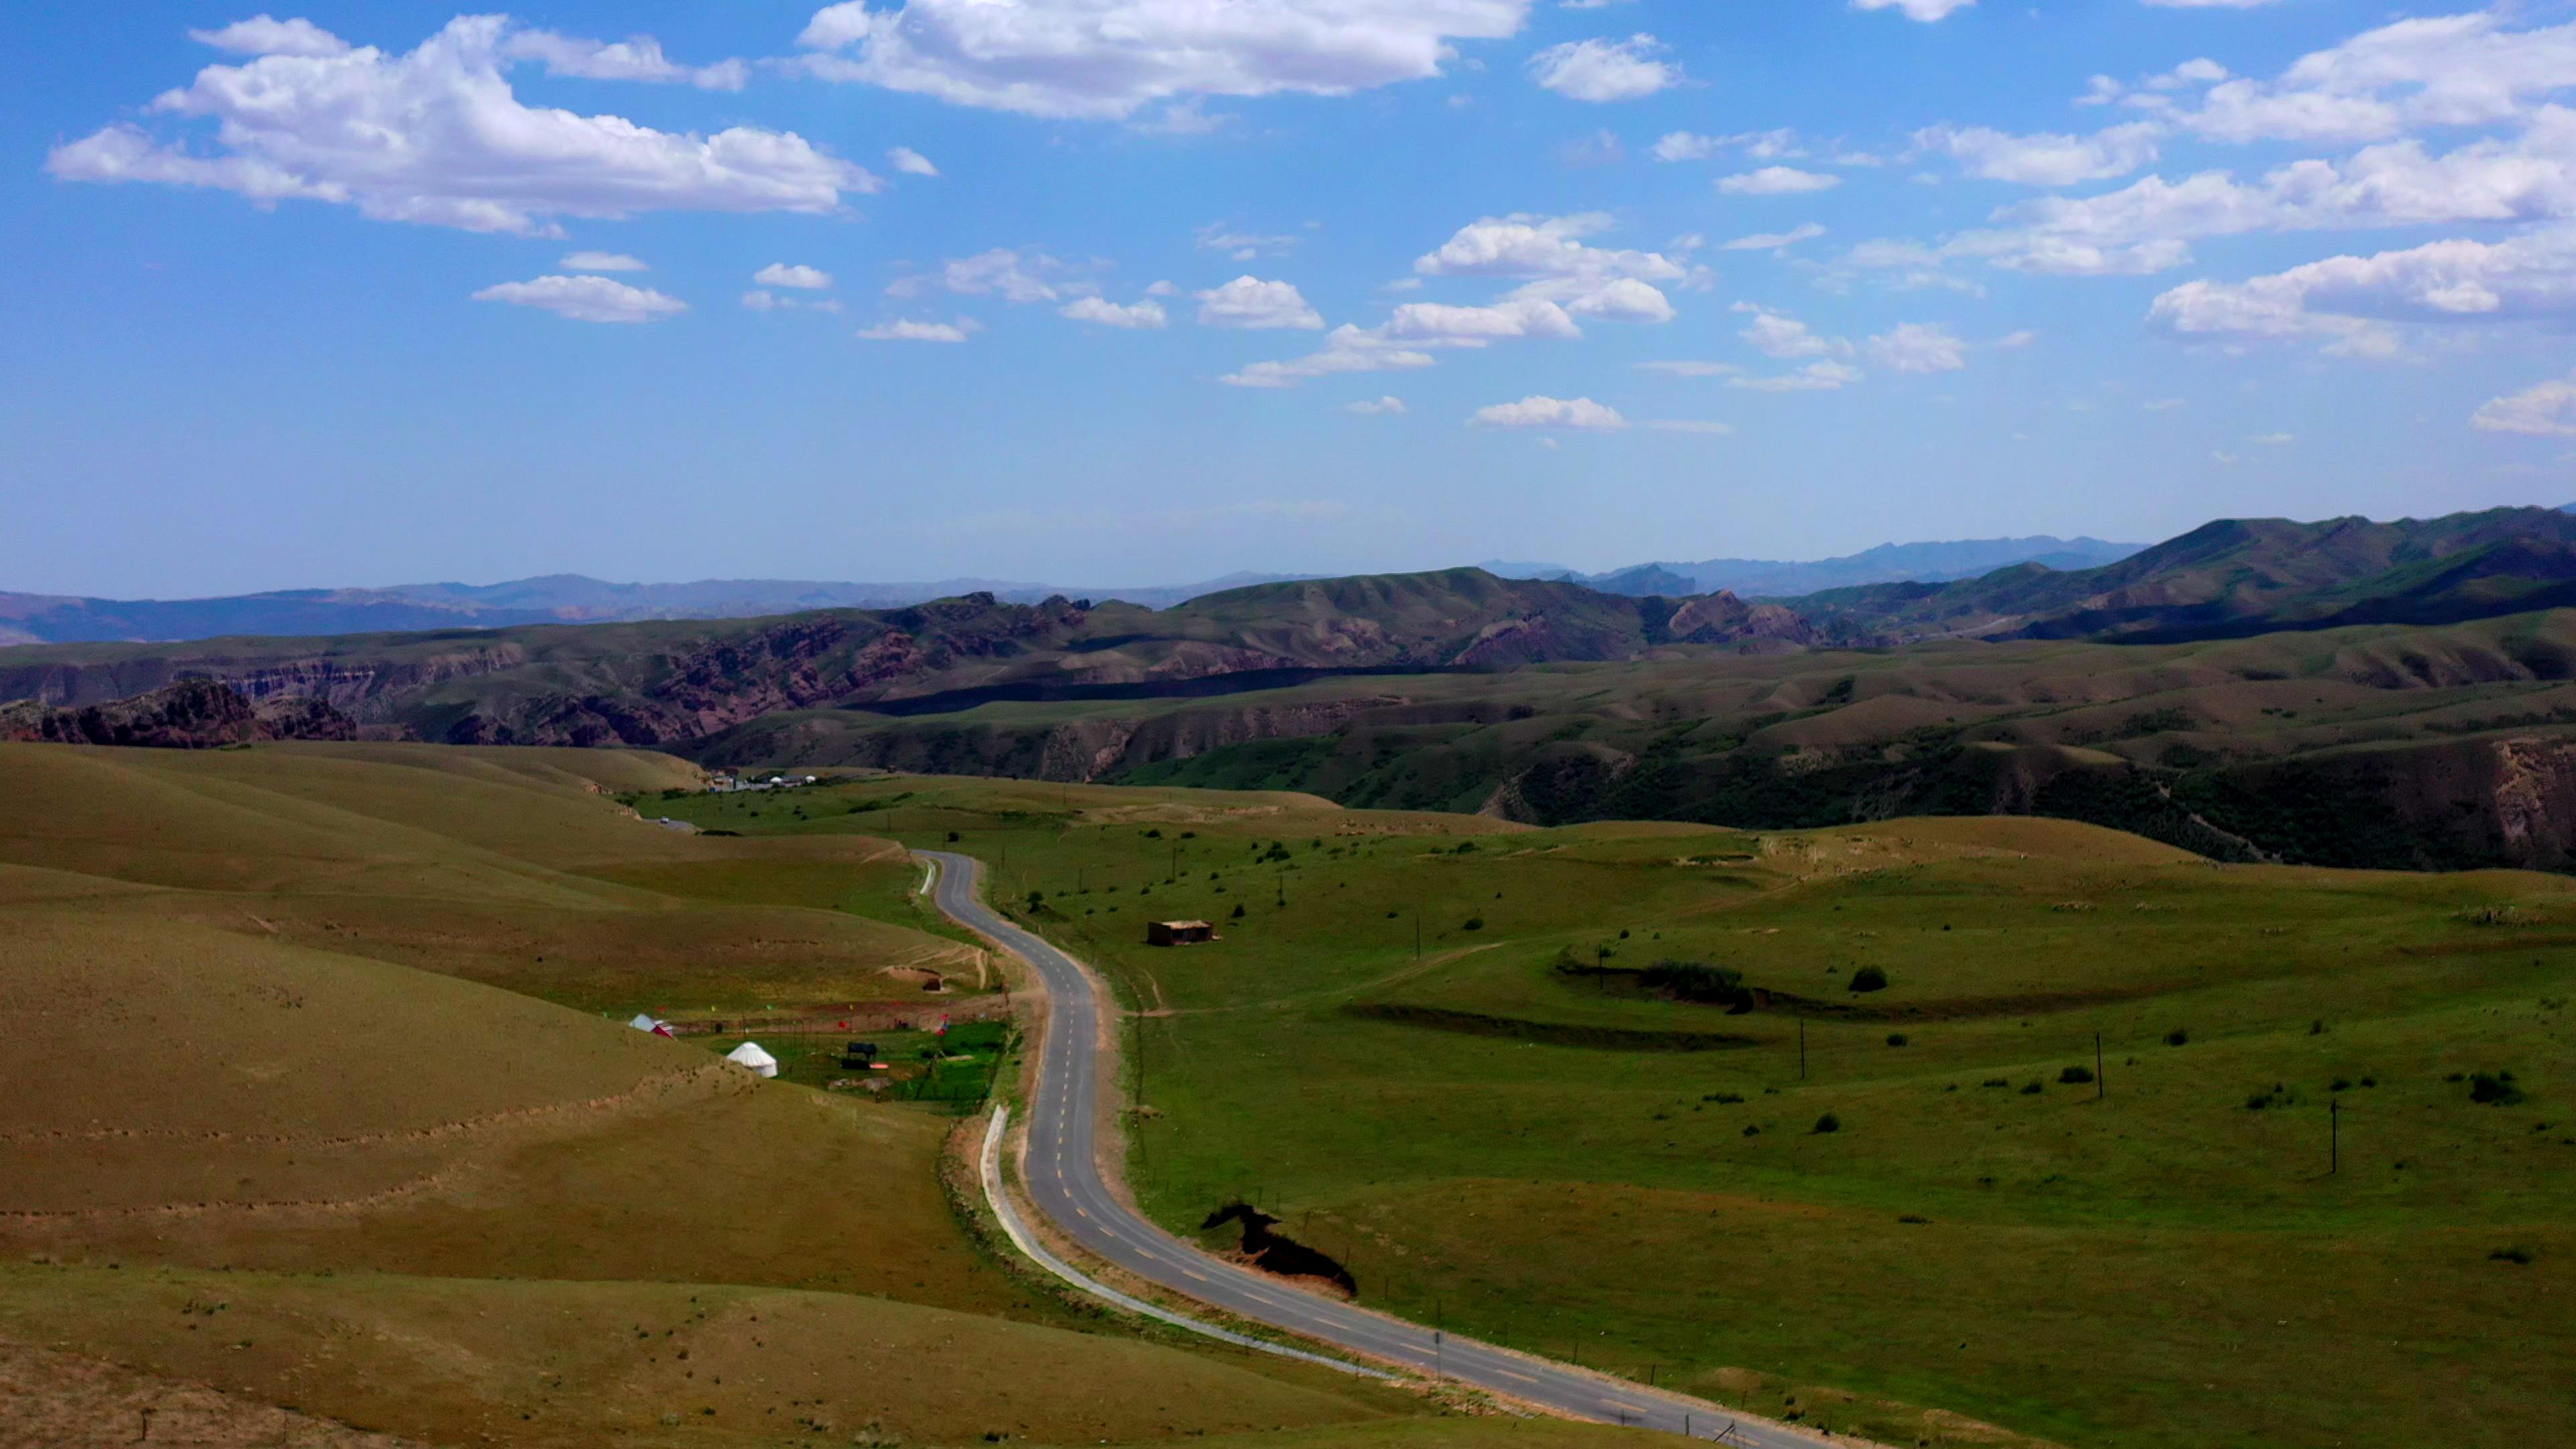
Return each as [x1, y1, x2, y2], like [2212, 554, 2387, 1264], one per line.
[1230, 903, 1246, 920]
[1703, 1091, 1744, 1104]
[1848, 965, 1890, 994]
[2059, 1065, 2094, 1085]
[2492, 1246, 2535, 1265]
[2020, 1081, 2043, 1095]
[2165, 1028, 2190, 1046]
[945, 830, 960, 843]
[1741, 1124, 1760, 1136]
[1812, 1114, 1841, 1134]
[2470, 1072, 2527, 1106]
[1462, 916, 1485, 932]
[1886, 1032, 1909, 1047]
[1640, 960, 1749, 1007]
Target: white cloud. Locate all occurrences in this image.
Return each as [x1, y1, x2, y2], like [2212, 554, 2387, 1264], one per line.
[1866, 322, 1968, 373]
[1728, 361, 1864, 392]
[1723, 223, 1826, 252]
[1635, 360, 1741, 377]
[886, 146, 940, 176]
[894, 249, 1069, 303]
[859, 319, 972, 342]
[1384, 298, 1582, 342]
[1415, 212, 1687, 284]
[755, 263, 835, 290]
[1220, 326, 1436, 387]
[1852, 0, 1975, 21]
[49, 16, 875, 236]
[1528, 35, 1680, 103]
[561, 251, 646, 272]
[189, 15, 350, 57]
[1915, 122, 2163, 186]
[2144, 397, 2187, 411]
[741, 290, 845, 313]
[2251, 431, 2295, 444]
[1196, 223, 1303, 260]
[474, 274, 686, 323]
[2474, 373, 2576, 435]
[1196, 276, 1326, 329]
[1345, 396, 1410, 415]
[795, 0, 1532, 119]
[2211, 450, 2241, 465]
[1716, 166, 1840, 195]
[1733, 303, 1843, 359]
[1060, 296, 1169, 328]
[2147, 228, 2576, 355]
[498, 29, 747, 91]
[1473, 395, 1627, 429]
[1653, 131, 1719, 162]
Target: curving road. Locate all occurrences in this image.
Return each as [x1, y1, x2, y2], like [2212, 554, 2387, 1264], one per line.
[918, 851, 1821, 1448]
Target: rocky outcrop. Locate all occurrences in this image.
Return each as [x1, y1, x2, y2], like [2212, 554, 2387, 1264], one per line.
[0, 679, 357, 748]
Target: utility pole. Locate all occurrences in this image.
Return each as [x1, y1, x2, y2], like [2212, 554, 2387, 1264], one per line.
[1434, 1297, 1444, 1380]
[1276, 869, 1285, 908]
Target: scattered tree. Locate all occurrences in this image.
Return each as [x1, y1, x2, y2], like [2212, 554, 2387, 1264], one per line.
[1848, 965, 1890, 994]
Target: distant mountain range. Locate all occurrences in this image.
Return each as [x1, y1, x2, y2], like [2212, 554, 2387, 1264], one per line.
[0, 537, 2145, 646]
[1479, 536, 2145, 598]
[0, 571, 1314, 646]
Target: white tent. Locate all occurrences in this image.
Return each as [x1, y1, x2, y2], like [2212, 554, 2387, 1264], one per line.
[726, 1042, 780, 1078]
[628, 1014, 659, 1032]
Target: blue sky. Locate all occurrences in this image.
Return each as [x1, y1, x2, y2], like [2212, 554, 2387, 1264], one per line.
[9, 1, 2576, 596]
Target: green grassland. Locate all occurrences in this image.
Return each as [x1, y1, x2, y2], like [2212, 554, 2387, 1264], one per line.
[653, 771, 2576, 1449]
[1, 741, 1672, 1449]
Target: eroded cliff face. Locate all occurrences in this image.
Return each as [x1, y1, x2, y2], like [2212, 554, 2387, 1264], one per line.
[0, 680, 357, 748]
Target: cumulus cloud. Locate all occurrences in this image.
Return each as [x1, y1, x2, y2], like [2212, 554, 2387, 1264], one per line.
[498, 29, 747, 90]
[742, 290, 843, 313]
[886, 146, 940, 176]
[1717, 166, 1840, 195]
[859, 319, 972, 341]
[1221, 326, 1436, 387]
[1061, 296, 1170, 328]
[561, 251, 646, 272]
[1734, 303, 1844, 359]
[1729, 361, 1864, 392]
[2473, 372, 2576, 435]
[2146, 228, 2576, 356]
[48, 16, 875, 235]
[1866, 322, 1969, 372]
[1196, 276, 1326, 329]
[1528, 35, 1680, 103]
[1723, 223, 1826, 252]
[755, 263, 835, 290]
[1472, 395, 1627, 429]
[474, 274, 686, 323]
[892, 249, 1069, 303]
[794, 0, 1532, 118]
[1652, 131, 1719, 162]
[1852, 0, 1975, 21]
[1345, 396, 1409, 415]
[189, 15, 350, 57]
[1915, 122, 2163, 186]
[1384, 298, 1581, 342]
[1635, 360, 1741, 377]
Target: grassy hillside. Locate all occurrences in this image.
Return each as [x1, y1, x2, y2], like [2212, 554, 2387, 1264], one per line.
[8, 742, 1654, 1448]
[655, 772, 2576, 1449]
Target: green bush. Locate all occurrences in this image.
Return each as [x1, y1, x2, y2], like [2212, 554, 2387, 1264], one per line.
[1230, 903, 1246, 920]
[1848, 965, 1890, 994]
[2165, 1028, 2190, 1046]
[1639, 959, 1749, 1007]
[1462, 916, 1485, 932]
[2059, 1065, 2095, 1084]
[1886, 1032, 1909, 1047]
[2020, 1081, 2043, 1095]
[1811, 1114, 1841, 1134]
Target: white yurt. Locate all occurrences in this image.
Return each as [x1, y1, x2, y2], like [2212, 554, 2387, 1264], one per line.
[725, 1041, 780, 1078]
[627, 1013, 659, 1032]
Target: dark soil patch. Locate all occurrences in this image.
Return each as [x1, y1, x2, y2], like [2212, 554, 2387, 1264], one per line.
[1344, 1002, 1759, 1051]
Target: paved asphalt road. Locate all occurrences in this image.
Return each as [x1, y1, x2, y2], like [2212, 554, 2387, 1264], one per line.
[918, 851, 1823, 1448]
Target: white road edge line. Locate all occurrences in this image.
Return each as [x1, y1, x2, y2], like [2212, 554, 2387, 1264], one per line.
[978, 1104, 1397, 1382]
